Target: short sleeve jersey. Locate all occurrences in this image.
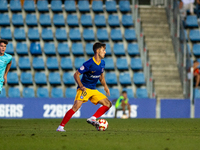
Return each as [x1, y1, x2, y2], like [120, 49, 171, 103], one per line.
[0, 52, 12, 82]
[78, 57, 105, 89]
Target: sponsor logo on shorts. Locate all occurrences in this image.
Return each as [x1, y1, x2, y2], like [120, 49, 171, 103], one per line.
[80, 91, 87, 99]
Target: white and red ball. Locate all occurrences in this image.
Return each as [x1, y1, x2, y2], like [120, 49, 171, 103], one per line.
[96, 119, 108, 131]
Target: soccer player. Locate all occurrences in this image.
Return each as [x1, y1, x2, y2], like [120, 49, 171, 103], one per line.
[0, 39, 12, 94]
[56, 42, 112, 132]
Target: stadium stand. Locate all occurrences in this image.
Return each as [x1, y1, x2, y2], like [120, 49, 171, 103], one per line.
[7, 72, 19, 85]
[65, 88, 77, 98]
[22, 88, 35, 98]
[92, 1, 104, 12]
[108, 14, 120, 27]
[24, 0, 35, 12]
[14, 28, 26, 40]
[51, 0, 62, 12]
[136, 88, 148, 98]
[122, 88, 134, 98]
[8, 87, 20, 98]
[1, 28, 12, 40]
[53, 14, 65, 27]
[83, 29, 95, 41]
[42, 28, 53, 41]
[49, 72, 61, 85]
[18, 57, 31, 70]
[6, 43, 14, 55]
[119, 0, 131, 12]
[97, 29, 109, 41]
[51, 88, 63, 98]
[10, 0, 21, 12]
[94, 15, 106, 27]
[0, 0, 8, 12]
[60, 57, 73, 70]
[105, 72, 118, 85]
[74, 57, 86, 69]
[69, 28, 81, 41]
[109, 88, 120, 99]
[119, 73, 132, 85]
[133, 72, 145, 85]
[116, 58, 129, 70]
[28, 28, 40, 41]
[85, 43, 94, 56]
[21, 72, 33, 85]
[0, 88, 6, 98]
[44, 42, 56, 55]
[10, 57, 17, 70]
[65, 0, 76, 12]
[37, 88, 49, 98]
[81, 14, 93, 27]
[40, 14, 51, 26]
[12, 14, 24, 26]
[113, 43, 125, 56]
[104, 58, 115, 70]
[105, 1, 117, 12]
[0, 14, 10, 26]
[26, 14, 37, 26]
[78, 0, 90, 12]
[67, 14, 79, 27]
[72, 43, 84, 56]
[37, 0, 49, 12]
[57, 43, 70, 55]
[46, 57, 59, 70]
[16, 43, 28, 55]
[30, 43, 42, 55]
[34, 72, 47, 85]
[122, 14, 134, 27]
[63, 72, 75, 85]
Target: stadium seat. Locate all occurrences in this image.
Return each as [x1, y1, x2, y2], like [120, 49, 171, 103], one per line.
[57, 43, 70, 56]
[97, 88, 106, 95]
[193, 44, 200, 56]
[105, 72, 117, 85]
[10, 0, 21, 12]
[83, 29, 95, 41]
[32, 57, 45, 70]
[22, 88, 35, 98]
[78, 0, 90, 12]
[12, 14, 23, 26]
[67, 14, 79, 27]
[185, 15, 198, 28]
[74, 57, 85, 69]
[21, 72, 33, 85]
[94, 14, 106, 27]
[0, 88, 6, 98]
[65, 88, 77, 98]
[1, 28, 12, 40]
[119, 0, 131, 12]
[92, 1, 103, 12]
[10, 57, 17, 70]
[69, 28, 81, 41]
[24, 0, 35, 12]
[37, 88, 49, 98]
[34, 72, 47, 85]
[116, 58, 128, 70]
[6, 43, 14, 55]
[51, 88, 63, 98]
[194, 88, 200, 99]
[64, 0, 76, 12]
[42, 28, 53, 41]
[85, 43, 94, 56]
[127, 43, 139, 56]
[125, 29, 137, 41]
[44, 42, 56, 55]
[39, 14, 51, 26]
[122, 14, 134, 27]
[180, 30, 188, 41]
[51, 0, 62, 12]
[26, 14, 37, 26]
[0, 14, 10, 26]
[189, 29, 200, 42]
[0, 0, 8, 11]
[131, 58, 143, 70]
[7, 72, 19, 85]
[53, 14, 65, 26]
[119, 72, 131, 85]
[14, 28, 26, 40]
[105, 43, 112, 55]
[108, 15, 120, 27]
[55, 28, 67, 41]
[109, 88, 120, 99]
[37, 0, 49, 12]
[16, 43, 28, 55]
[111, 29, 122, 41]
[30, 42, 42, 55]
[8, 87, 20, 98]
[63, 72, 75, 85]
[122, 88, 134, 98]
[133, 72, 145, 85]
[136, 88, 148, 98]
[105, 1, 117, 12]
[81, 14, 92, 27]
[46, 57, 59, 70]
[18, 57, 31, 70]
[103, 58, 115, 70]
[60, 57, 73, 70]
[97, 29, 109, 41]
[49, 72, 61, 85]
[113, 43, 125, 56]
[72, 43, 84, 56]
[28, 28, 40, 41]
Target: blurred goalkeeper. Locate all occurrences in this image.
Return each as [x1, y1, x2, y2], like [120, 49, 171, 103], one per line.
[0, 39, 12, 94]
[56, 42, 112, 132]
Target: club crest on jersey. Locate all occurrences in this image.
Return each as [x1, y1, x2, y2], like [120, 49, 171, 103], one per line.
[80, 66, 84, 70]
[102, 68, 104, 72]
[91, 71, 96, 73]
[4, 61, 7, 64]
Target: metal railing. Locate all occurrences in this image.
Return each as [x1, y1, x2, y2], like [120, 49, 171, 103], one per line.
[132, 0, 155, 98]
[150, 0, 167, 6]
[165, 0, 192, 99]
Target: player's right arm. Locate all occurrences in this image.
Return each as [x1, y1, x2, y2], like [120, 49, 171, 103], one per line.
[74, 70, 86, 91]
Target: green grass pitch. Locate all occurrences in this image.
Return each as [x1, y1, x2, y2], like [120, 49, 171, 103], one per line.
[0, 119, 200, 150]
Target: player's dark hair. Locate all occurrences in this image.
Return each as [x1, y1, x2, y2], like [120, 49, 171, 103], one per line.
[0, 39, 8, 45]
[93, 42, 106, 54]
[122, 91, 127, 94]
[194, 60, 198, 63]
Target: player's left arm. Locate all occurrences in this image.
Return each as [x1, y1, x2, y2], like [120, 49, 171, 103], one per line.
[4, 61, 12, 84]
[99, 73, 110, 96]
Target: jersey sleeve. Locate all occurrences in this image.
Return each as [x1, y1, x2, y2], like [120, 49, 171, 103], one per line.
[101, 60, 105, 73]
[78, 61, 91, 74]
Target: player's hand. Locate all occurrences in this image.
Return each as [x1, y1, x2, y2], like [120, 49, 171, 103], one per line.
[80, 86, 86, 91]
[104, 86, 110, 96]
[4, 75, 7, 84]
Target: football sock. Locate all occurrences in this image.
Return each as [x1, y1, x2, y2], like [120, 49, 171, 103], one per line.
[90, 116, 96, 120]
[60, 109, 75, 127]
[93, 106, 110, 118]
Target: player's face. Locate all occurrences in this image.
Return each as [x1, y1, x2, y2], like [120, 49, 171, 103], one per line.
[0, 42, 7, 56]
[122, 93, 127, 99]
[98, 46, 106, 59]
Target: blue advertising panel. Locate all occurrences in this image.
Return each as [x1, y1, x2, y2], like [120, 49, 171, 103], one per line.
[160, 99, 190, 118]
[0, 98, 156, 119]
[194, 99, 200, 118]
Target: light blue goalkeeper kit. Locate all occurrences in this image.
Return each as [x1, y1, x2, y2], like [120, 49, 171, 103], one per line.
[0, 52, 12, 92]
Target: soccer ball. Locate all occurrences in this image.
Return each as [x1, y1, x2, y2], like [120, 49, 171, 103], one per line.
[96, 119, 108, 131]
